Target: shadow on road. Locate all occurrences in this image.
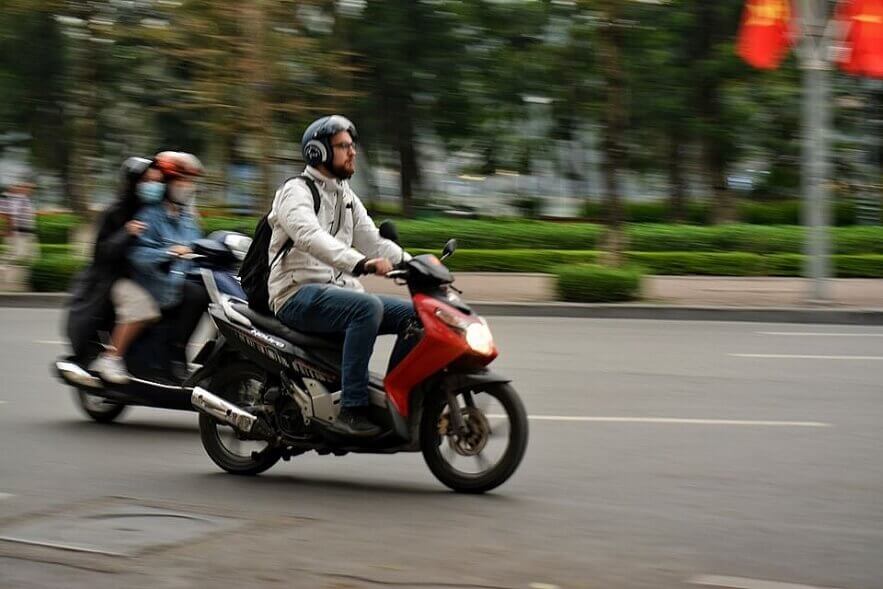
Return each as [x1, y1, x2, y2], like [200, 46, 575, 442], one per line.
[45, 419, 199, 438]
[196, 471, 521, 503]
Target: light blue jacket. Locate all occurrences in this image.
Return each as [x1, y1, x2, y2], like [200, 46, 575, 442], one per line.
[128, 203, 202, 309]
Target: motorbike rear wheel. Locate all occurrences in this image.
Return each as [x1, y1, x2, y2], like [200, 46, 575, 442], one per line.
[75, 389, 128, 423]
[421, 382, 528, 494]
[198, 362, 281, 475]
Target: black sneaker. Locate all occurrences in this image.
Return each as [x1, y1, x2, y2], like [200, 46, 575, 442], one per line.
[332, 406, 381, 438]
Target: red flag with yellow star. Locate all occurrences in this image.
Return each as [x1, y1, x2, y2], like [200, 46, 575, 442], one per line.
[737, 0, 794, 69]
[838, 0, 883, 78]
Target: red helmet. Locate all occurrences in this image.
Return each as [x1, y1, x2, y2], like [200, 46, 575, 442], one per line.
[154, 151, 204, 179]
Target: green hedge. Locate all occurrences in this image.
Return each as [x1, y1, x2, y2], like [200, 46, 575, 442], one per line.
[410, 249, 600, 272]
[200, 215, 259, 236]
[429, 249, 883, 278]
[39, 243, 74, 256]
[832, 254, 883, 278]
[28, 254, 87, 292]
[554, 264, 643, 302]
[582, 199, 859, 225]
[36, 213, 81, 244]
[397, 219, 604, 250]
[625, 225, 883, 255]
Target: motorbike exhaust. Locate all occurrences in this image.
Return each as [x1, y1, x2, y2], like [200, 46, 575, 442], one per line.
[192, 386, 258, 433]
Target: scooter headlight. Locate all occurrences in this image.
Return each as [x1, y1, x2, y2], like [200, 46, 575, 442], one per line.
[465, 321, 494, 356]
[434, 308, 495, 355]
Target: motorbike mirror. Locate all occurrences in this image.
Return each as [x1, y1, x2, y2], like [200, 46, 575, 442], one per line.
[379, 220, 400, 244]
[441, 239, 457, 261]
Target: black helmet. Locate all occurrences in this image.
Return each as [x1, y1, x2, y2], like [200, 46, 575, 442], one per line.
[301, 115, 358, 167]
[121, 156, 152, 184]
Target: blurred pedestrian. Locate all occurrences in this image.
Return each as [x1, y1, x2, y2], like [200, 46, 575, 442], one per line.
[1, 174, 38, 264]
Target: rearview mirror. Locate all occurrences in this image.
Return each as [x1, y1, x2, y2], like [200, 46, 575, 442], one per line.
[379, 220, 400, 245]
[441, 239, 457, 260]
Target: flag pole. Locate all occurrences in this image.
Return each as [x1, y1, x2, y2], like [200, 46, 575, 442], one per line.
[798, 0, 832, 303]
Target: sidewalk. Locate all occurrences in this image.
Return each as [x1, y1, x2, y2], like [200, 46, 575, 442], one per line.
[2, 272, 882, 323]
[363, 273, 883, 308]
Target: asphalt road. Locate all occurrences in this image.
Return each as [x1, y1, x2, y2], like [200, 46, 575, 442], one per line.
[0, 309, 881, 589]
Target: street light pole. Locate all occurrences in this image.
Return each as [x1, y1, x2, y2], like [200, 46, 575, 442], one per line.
[799, 0, 832, 303]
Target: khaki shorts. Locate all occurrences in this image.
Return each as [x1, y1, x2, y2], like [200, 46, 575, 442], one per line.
[111, 279, 161, 323]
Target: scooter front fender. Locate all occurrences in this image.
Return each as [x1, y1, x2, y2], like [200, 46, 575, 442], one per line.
[440, 369, 512, 394]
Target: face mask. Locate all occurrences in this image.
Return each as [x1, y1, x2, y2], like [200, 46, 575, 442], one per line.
[137, 181, 165, 204]
[169, 183, 195, 206]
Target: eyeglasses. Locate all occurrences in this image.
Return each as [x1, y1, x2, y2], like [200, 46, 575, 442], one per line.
[331, 141, 357, 152]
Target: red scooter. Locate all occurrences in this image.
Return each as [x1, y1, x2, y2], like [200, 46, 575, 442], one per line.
[190, 222, 528, 493]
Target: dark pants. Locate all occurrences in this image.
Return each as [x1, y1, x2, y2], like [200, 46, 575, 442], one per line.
[276, 284, 415, 407]
[163, 280, 208, 361]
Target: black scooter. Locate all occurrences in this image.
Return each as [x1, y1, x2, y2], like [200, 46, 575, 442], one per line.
[53, 232, 251, 423]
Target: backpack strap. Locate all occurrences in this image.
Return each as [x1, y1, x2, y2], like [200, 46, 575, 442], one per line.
[270, 175, 321, 267]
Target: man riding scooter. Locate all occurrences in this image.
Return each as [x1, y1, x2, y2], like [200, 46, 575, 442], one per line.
[268, 115, 413, 437]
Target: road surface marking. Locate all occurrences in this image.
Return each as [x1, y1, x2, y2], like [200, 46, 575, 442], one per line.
[689, 574, 842, 589]
[732, 353, 883, 360]
[489, 415, 830, 427]
[758, 331, 883, 337]
[0, 493, 13, 500]
[0, 536, 126, 557]
[35, 340, 64, 345]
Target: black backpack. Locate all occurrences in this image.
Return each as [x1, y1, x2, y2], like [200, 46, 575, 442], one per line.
[239, 175, 320, 314]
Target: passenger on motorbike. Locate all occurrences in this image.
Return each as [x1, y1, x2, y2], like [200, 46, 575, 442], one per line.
[268, 116, 414, 437]
[69, 157, 164, 383]
[128, 151, 207, 380]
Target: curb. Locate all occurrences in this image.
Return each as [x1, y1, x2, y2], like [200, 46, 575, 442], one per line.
[0, 293, 69, 308]
[2, 292, 883, 324]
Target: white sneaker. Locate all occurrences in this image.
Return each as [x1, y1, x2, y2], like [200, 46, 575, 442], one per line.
[89, 354, 131, 384]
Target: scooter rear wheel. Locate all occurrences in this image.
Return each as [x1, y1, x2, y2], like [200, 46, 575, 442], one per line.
[421, 382, 528, 494]
[75, 389, 128, 423]
[198, 362, 281, 476]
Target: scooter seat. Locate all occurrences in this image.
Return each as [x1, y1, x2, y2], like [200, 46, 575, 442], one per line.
[230, 302, 343, 351]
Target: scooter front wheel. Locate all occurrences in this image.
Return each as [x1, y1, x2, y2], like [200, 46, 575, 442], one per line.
[421, 382, 528, 494]
[74, 389, 128, 423]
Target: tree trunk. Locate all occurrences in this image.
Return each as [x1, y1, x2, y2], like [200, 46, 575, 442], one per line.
[695, 1, 735, 224]
[667, 128, 688, 222]
[66, 27, 99, 219]
[395, 94, 418, 219]
[598, 3, 626, 265]
[241, 0, 274, 211]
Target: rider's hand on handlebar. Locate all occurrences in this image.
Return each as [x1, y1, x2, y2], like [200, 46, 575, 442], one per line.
[364, 258, 394, 276]
[168, 245, 193, 257]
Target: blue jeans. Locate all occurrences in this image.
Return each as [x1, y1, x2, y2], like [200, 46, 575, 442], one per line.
[276, 284, 416, 407]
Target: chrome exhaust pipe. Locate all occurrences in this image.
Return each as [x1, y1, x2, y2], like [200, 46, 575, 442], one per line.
[192, 386, 257, 433]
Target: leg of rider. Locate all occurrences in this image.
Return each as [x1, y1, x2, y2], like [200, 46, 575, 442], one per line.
[91, 279, 160, 383]
[111, 320, 151, 357]
[171, 280, 209, 363]
[277, 285, 383, 409]
[375, 295, 417, 373]
[109, 278, 162, 358]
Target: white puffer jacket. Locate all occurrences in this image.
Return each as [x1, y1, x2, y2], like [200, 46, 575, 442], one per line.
[267, 166, 406, 313]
